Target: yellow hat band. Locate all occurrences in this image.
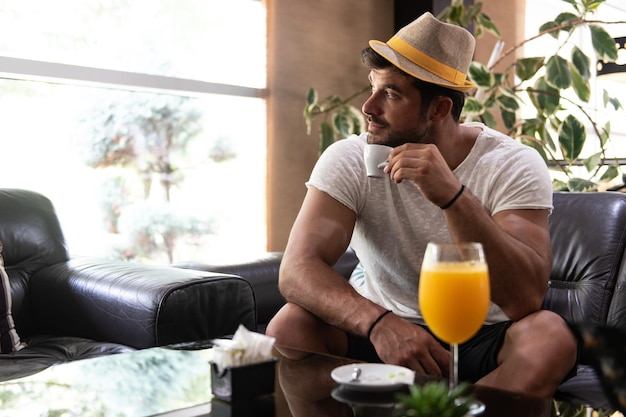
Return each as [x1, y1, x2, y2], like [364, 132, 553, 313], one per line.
[387, 36, 468, 85]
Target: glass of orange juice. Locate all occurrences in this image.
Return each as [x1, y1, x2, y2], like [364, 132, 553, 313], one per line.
[419, 242, 490, 394]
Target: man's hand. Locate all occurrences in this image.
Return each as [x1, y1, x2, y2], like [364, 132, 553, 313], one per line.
[369, 312, 450, 377]
[384, 143, 461, 208]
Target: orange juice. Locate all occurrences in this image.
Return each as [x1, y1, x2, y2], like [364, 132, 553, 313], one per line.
[419, 262, 490, 344]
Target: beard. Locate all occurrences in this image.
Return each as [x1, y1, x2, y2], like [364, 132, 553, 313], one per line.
[366, 114, 430, 148]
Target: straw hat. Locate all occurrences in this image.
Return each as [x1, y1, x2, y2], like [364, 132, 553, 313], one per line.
[369, 12, 476, 92]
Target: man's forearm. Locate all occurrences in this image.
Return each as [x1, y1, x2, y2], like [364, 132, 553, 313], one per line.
[442, 189, 551, 320]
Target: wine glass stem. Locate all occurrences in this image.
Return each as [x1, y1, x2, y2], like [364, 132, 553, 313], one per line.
[450, 343, 458, 390]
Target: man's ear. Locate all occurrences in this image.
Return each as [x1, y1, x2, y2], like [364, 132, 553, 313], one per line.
[428, 96, 453, 123]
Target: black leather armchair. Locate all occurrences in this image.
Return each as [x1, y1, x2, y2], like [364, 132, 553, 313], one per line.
[542, 192, 626, 410]
[0, 188, 256, 381]
[175, 192, 626, 412]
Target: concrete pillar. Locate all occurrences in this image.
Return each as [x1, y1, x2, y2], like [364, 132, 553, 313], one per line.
[266, 0, 394, 251]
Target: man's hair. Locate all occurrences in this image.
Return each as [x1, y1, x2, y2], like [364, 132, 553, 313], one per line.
[361, 47, 465, 122]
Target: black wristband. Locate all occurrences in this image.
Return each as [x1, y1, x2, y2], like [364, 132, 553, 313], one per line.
[440, 184, 465, 210]
[367, 310, 392, 340]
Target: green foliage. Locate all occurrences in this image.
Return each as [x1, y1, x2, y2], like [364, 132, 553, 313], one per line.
[84, 94, 202, 197]
[303, 0, 626, 190]
[82, 93, 212, 263]
[303, 86, 369, 155]
[117, 200, 213, 262]
[457, 0, 624, 190]
[395, 381, 472, 417]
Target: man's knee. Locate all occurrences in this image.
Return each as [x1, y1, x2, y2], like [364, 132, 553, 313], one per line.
[505, 310, 577, 370]
[267, 303, 309, 340]
[266, 303, 349, 357]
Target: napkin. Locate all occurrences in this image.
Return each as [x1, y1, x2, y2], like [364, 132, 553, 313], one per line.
[211, 324, 276, 373]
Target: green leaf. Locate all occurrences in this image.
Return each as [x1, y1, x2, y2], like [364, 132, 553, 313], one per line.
[515, 57, 544, 81]
[590, 25, 618, 61]
[545, 55, 571, 89]
[500, 108, 516, 130]
[539, 21, 560, 39]
[468, 62, 495, 88]
[554, 12, 579, 32]
[348, 105, 365, 135]
[583, 152, 602, 172]
[569, 62, 590, 102]
[600, 165, 619, 181]
[460, 3, 482, 27]
[497, 93, 519, 113]
[319, 122, 335, 154]
[447, 4, 464, 25]
[571, 46, 591, 81]
[552, 178, 569, 191]
[544, 127, 557, 153]
[559, 115, 586, 161]
[480, 110, 497, 129]
[462, 97, 485, 116]
[603, 90, 623, 111]
[306, 88, 318, 106]
[332, 111, 350, 138]
[396, 381, 471, 417]
[528, 77, 560, 114]
[600, 121, 611, 146]
[568, 178, 597, 192]
[520, 117, 543, 136]
[476, 12, 500, 37]
[582, 0, 606, 13]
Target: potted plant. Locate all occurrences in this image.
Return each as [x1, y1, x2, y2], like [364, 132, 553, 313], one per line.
[303, 0, 624, 191]
[395, 381, 473, 417]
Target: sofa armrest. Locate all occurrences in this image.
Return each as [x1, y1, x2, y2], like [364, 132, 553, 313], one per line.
[174, 252, 285, 330]
[172, 248, 360, 330]
[28, 258, 257, 349]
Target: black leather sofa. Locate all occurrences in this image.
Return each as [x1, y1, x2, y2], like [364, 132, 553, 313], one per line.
[174, 192, 626, 412]
[0, 188, 256, 381]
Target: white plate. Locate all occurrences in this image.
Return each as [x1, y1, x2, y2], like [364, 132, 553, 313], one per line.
[331, 363, 415, 391]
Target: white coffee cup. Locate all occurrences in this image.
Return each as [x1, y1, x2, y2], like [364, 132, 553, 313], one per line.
[364, 144, 392, 178]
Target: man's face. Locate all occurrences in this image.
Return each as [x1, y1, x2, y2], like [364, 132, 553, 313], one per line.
[362, 68, 429, 147]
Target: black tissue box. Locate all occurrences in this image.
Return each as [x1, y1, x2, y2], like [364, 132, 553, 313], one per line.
[210, 358, 277, 402]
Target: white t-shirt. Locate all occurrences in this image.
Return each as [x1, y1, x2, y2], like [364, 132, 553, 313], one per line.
[306, 123, 553, 324]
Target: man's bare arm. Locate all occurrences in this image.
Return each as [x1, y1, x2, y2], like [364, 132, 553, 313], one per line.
[278, 187, 386, 337]
[444, 191, 551, 320]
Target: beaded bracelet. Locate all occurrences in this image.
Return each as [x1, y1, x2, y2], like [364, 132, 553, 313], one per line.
[367, 309, 392, 340]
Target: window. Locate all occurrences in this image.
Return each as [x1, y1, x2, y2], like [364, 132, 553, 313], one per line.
[0, 0, 267, 264]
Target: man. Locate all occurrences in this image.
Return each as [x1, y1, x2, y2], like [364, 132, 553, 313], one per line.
[266, 12, 577, 399]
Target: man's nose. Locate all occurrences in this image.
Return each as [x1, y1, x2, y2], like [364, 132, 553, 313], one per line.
[362, 94, 379, 116]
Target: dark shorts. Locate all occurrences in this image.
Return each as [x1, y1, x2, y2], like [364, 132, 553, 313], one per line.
[346, 321, 513, 383]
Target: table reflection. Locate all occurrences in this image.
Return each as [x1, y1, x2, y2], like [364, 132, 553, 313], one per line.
[276, 347, 353, 416]
[274, 346, 552, 417]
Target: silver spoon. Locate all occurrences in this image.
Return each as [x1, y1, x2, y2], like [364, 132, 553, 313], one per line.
[351, 366, 361, 382]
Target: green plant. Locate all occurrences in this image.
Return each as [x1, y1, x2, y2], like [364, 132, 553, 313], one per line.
[303, 0, 625, 191]
[395, 381, 472, 417]
[303, 85, 369, 155]
[395, 383, 614, 417]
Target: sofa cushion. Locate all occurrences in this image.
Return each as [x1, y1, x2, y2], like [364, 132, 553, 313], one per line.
[0, 335, 134, 382]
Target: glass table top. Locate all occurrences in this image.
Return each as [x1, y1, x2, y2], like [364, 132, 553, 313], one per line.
[0, 340, 561, 417]
[0, 346, 214, 417]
